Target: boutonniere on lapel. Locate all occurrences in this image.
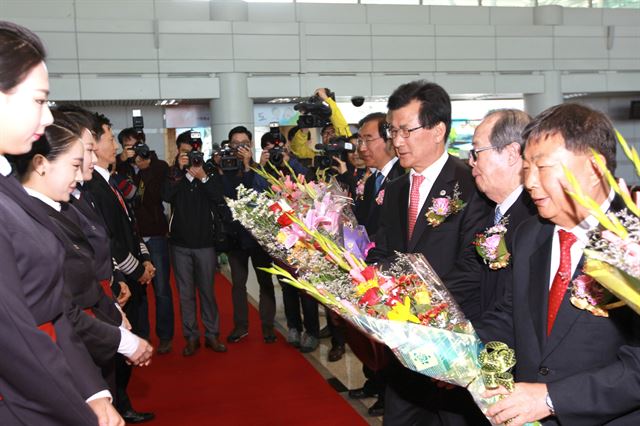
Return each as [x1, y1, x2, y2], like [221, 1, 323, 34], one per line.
[473, 216, 510, 270]
[425, 183, 466, 227]
[570, 274, 625, 317]
[355, 172, 371, 201]
[375, 189, 385, 205]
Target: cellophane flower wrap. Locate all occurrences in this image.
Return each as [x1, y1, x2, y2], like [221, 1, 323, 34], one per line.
[226, 168, 512, 417]
[565, 131, 640, 315]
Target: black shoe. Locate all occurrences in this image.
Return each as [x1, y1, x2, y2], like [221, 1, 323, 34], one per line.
[263, 328, 277, 344]
[157, 339, 172, 355]
[328, 344, 345, 362]
[318, 325, 331, 339]
[227, 327, 248, 343]
[205, 336, 227, 352]
[348, 386, 377, 400]
[120, 409, 155, 424]
[368, 398, 384, 417]
[182, 339, 200, 357]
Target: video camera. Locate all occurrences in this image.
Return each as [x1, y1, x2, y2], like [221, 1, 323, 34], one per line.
[130, 110, 150, 160]
[294, 88, 334, 129]
[313, 136, 355, 170]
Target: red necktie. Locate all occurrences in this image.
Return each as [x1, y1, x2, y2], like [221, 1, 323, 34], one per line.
[407, 174, 425, 239]
[547, 229, 577, 336]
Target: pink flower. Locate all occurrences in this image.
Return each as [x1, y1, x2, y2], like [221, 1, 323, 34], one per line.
[601, 230, 623, 245]
[626, 242, 640, 260]
[375, 189, 385, 205]
[432, 197, 450, 215]
[484, 234, 502, 252]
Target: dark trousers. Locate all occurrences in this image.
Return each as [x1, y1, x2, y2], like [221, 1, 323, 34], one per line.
[146, 236, 174, 341]
[227, 246, 276, 332]
[115, 278, 142, 413]
[325, 307, 345, 346]
[363, 365, 386, 399]
[170, 245, 219, 339]
[281, 282, 319, 337]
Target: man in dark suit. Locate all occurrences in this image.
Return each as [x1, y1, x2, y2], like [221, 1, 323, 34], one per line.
[354, 112, 405, 235]
[367, 80, 491, 426]
[84, 113, 155, 424]
[348, 112, 404, 416]
[478, 103, 640, 426]
[445, 109, 537, 322]
[428, 109, 537, 426]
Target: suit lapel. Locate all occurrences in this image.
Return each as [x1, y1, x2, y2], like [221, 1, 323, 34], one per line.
[528, 222, 554, 352]
[395, 175, 410, 251]
[407, 156, 455, 252]
[542, 257, 587, 360]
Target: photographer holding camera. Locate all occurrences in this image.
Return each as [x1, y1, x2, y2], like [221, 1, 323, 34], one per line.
[219, 126, 279, 345]
[115, 127, 174, 355]
[162, 130, 227, 356]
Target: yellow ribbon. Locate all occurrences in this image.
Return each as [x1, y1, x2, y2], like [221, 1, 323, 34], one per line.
[479, 341, 516, 391]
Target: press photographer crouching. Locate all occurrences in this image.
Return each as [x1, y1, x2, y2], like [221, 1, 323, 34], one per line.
[219, 126, 279, 344]
[162, 130, 227, 356]
[116, 127, 174, 355]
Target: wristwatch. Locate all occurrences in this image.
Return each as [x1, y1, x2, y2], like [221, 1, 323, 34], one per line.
[545, 392, 555, 415]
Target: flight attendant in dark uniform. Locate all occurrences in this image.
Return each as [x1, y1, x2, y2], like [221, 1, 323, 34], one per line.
[12, 112, 154, 377]
[0, 21, 123, 425]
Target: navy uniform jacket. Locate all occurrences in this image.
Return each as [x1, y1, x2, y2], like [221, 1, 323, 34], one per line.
[39, 200, 122, 366]
[0, 173, 100, 426]
[477, 205, 640, 426]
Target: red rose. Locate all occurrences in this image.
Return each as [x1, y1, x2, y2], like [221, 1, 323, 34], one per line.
[361, 266, 377, 281]
[277, 211, 294, 227]
[360, 287, 381, 306]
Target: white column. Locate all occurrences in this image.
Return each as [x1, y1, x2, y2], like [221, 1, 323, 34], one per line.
[210, 73, 253, 145]
[524, 71, 563, 117]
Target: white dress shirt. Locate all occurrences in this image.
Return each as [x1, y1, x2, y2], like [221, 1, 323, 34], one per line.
[548, 191, 614, 289]
[408, 150, 449, 213]
[0, 155, 12, 176]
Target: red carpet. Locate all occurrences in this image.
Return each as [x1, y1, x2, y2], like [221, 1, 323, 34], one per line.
[129, 273, 366, 425]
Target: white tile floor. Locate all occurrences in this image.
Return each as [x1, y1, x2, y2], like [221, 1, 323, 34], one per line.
[220, 256, 383, 426]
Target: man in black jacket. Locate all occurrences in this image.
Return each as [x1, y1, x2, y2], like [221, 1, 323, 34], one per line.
[367, 80, 491, 426]
[116, 127, 174, 354]
[83, 112, 156, 423]
[162, 130, 227, 356]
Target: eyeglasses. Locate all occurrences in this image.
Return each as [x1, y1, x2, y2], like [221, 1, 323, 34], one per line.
[383, 123, 424, 140]
[469, 145, 498, 162]
[356, 136, 384, 147]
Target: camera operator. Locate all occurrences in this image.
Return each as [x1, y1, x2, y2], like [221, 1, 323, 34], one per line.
[162, 131, 227, 356]
[220, 126, 279, 345]
[115, 127, 174, 355]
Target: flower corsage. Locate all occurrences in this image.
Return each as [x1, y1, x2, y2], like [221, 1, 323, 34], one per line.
[473, 216, 510, 270]
[570, 274, 625, 317]
[375, 189, 385, 205]
[425, 183, 466, 227]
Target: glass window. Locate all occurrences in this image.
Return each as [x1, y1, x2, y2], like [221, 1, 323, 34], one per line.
[296, 0, 358, 4]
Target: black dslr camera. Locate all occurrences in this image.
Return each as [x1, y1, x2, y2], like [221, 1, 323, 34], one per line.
[130, 109, 150, 160]
[294, 88, 334, 129]
[313, 136, 355, 170]
[216, 140, 246, 173]
[185, 131, 214, 176]
[267, 122, 286, 167]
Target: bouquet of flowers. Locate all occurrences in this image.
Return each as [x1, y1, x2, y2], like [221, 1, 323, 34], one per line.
[565, 131, 640, 315]
[227, 168, 525, 418]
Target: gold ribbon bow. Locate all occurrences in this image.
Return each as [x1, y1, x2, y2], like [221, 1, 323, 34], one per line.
[479, 341, 516, 391]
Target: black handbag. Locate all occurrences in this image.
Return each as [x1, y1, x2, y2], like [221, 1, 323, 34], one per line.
[212, 201, 237, 253]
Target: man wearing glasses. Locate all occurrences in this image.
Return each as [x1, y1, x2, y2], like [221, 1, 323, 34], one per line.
[445, 109, 537, 323]
[367, 80, 491, 426]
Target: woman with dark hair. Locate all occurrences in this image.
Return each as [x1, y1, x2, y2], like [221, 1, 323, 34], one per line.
[0, 21, 122, 425]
